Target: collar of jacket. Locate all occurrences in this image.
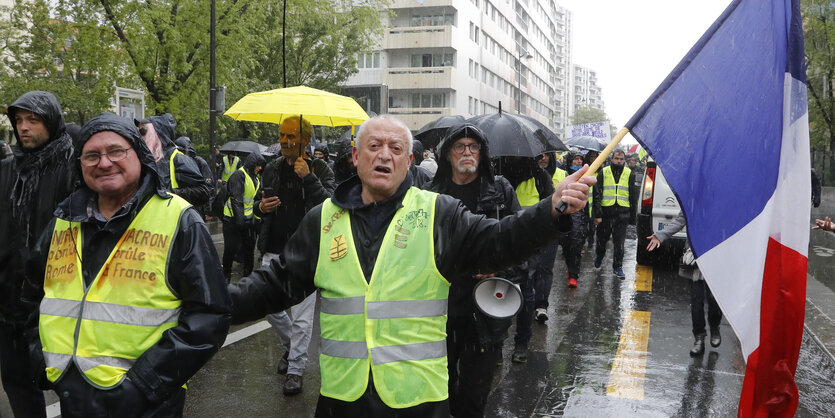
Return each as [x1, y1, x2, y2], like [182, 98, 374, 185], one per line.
[55, 174, 159, 223]
[331, 170, 414, 211]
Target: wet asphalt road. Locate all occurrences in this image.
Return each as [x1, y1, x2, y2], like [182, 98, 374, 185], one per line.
[5, 193, 835, 417]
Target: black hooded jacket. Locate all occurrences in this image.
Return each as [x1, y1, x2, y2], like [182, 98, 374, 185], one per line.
[20, 113, 231, 414]
[253, 154, 335, 254]
[0, 91, 75, 325]
[147, 114, 212, 206]
[175, 136, 215, 186]
[424, 124, 525, 346]
[225, 152, 266, 226]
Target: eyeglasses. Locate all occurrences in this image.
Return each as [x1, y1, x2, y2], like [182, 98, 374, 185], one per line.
[79, 148, 132, 166]
[452, 142, 481, 154]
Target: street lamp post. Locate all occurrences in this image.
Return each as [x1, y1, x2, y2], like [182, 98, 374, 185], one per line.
[517, 49, 533, 114]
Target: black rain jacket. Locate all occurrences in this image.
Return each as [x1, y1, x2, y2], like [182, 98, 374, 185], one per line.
[425, 124, 526, 347]
[227, 169, 569, 411]
[148, 114, 212, 206]
[0, 91, 75, 326]
[21, 113, 231, 416]
[253, 155, 335, 252]
[225, 152, 266, 226]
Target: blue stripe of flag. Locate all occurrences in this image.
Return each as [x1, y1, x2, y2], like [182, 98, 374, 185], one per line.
[626, 0, 800, 256]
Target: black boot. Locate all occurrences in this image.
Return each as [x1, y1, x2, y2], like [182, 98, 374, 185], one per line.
[710, 327, 721, 348]
[690, 335, 705, 356]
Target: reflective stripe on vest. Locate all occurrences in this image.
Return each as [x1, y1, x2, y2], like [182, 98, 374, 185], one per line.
[515, 178, 539, 207]
[222, 155, 239, 182]
[314, 188, 450, 408]
[224, 168, 258, 219]
[169, 149, 183, 189]
[601, 166, 631, 207]
[39, 194, 189, 389]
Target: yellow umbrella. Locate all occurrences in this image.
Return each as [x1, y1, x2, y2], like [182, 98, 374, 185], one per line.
[224, 85, 369, 127]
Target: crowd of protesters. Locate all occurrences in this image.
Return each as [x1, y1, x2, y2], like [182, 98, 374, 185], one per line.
[0, 90, 685, 417]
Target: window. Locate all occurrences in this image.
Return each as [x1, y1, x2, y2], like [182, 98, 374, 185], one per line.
[469, 22, 480, 44]
[357, 52, 380, 69]
[412, 93, 447, 108]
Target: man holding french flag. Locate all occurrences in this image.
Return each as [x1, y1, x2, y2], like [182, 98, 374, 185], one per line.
[624, 0, 809, 415]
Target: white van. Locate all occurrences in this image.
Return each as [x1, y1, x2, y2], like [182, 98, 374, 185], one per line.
[636, 158, 687, 265]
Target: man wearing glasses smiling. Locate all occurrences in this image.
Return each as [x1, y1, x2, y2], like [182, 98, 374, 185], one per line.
[21, 113, 231, 417]
[424, 124, 525, 418]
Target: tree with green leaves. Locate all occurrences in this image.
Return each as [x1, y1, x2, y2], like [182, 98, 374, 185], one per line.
[223, 0, 389, 143]
[0, 0, 130, 125]
[570, 106, 617, 138]
[803, 0, 834, 182]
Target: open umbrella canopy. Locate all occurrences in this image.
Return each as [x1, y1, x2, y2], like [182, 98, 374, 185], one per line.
[414, 115, 466, 151]
[467, 112, 566, 157]
[219, 140, 267, 155]
[224, 86, 369, 127]
[565, 135, 607, 152]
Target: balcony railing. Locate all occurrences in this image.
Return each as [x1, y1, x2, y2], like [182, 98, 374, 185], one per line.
[383, 67, 455, 90]
[384, 25, 452, 49]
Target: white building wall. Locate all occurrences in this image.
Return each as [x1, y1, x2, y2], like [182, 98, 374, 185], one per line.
[343, 0, 594, 134]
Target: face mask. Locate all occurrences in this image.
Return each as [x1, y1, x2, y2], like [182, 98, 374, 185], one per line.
[570, 165, 583, 171]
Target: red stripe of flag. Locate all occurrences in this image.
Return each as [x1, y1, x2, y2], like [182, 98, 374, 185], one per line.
[738, 237, 807, 417]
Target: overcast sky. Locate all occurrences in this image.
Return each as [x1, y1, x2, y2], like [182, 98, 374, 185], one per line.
[557, 0, 733, 144]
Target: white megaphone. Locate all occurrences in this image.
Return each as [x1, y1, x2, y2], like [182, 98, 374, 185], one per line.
[473, 277, 523, 318]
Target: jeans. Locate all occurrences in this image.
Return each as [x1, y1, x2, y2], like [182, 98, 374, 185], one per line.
[532, 239, 559, 309]
[447, 339, 500, 418]
[691, 279, 722, 337]
[514, 269, 535, 347]
[262, 252, 316, 375]
[222, 221, 255, 279]
[595, 211, 629, 268]
[0, 323, 45, 418]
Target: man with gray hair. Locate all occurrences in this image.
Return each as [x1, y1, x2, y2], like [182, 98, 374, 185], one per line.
[228, 115, 596, 416]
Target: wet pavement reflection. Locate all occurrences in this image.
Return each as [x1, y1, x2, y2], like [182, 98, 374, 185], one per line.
[11, 213, 834, 417]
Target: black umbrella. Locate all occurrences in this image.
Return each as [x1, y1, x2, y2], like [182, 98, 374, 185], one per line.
[565, 135, 607, 152]
[219, 140, 267, 155]
[414, 115, 466, 151]
[467, 112, 566, 157]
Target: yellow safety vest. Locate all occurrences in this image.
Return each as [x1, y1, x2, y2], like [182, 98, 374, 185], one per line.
[601, 166, 631, 207]
[551, 168, 566, 189]
[222, 155, 240, 182]
[315, 188, 450, 408]
[39, 194, 189, 389]
[224, 168, 259, 220]
[515, 178, 540, 207]
[168, 149, 184, 189]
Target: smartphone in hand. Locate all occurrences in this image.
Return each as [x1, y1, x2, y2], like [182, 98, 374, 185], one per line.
[262, 187, 277, 198]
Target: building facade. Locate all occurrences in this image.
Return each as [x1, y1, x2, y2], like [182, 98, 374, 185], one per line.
[570, 64, 605, 114]
[343, 0, 586, 134]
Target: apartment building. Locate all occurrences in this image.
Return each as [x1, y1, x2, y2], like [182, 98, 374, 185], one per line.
[343, 0, 579, 133]
[571, 64, 605, 114]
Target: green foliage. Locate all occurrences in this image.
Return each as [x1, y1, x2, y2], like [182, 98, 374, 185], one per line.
[803, 0, 834, 153]
[0, 0, 130, 124]
[0, 0, 387, 145]
[570, 106, 609, 126]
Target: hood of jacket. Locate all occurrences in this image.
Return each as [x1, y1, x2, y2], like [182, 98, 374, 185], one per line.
[243, 152, 265, 175]
[427, 123, 493, 192]
[148, 113, 177, 153]
[71, 112, 167, 199]
[175, 136, 197, 157]
[7, 91, 66, 153]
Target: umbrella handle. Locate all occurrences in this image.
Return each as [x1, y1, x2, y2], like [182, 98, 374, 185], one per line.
[555, 127, 630, 214]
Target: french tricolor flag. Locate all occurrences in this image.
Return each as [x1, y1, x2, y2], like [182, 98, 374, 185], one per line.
[626, 0, 809, 416]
